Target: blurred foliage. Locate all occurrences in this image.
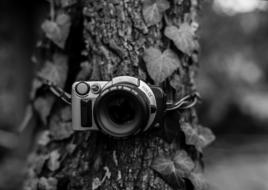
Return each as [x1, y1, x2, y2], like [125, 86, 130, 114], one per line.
[197, 0, 268, 135]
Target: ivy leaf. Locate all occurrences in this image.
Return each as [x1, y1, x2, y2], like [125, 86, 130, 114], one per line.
[37, 53, 68, 87]
[181, 122, 215, 152]
[76, 61, 93, 81]
[169, 73, 183, 90]
[164, 23, 199, 56]
[151, 156, 175, 175]
[47, 150, 61, 171]
[173, 150, 195, 177]
[37, 130, 51, 146]
[143, 47, 180, 84]
[151, 155, 185, 189]
[143, 0, 170, 26]
[38, 177, 58, 190]
[34, 95, 55, 125]
[66, 143, 77, 154]
[61, 0, 77, 7]
[189, 172, 208, 190]
[34, 53, 68, 124]
[41, 13, 71, 48]
[49, 107, 73, 140]
[28, 153, 49, 175]
[30, 77, 43, 100]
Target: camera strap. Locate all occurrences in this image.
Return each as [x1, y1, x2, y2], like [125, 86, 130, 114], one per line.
[39, 77, 200, 111]
[165, 92, 201, 111]
[37, 76, 72, 105]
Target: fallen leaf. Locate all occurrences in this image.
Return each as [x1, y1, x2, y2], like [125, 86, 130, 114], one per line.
[41, 13, 71, 48]
[181, 122, 215, 152]
[143, 47, 180, 84]
[143, 0, 170, 26]
[164, 23, 199, 56]
[47, 150, 61, 171]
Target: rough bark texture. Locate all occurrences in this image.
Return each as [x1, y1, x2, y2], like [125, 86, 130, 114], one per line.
[24, 0, 212, 190]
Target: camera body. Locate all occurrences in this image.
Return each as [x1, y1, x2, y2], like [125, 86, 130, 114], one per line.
[72, 76, 166, 137]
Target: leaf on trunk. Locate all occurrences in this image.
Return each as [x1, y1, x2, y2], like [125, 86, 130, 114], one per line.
[76, 61, 93, 81]
[23, 177, 38, 190]
[169, 73, 183, 90]
[30, 78, 43, 100]
[66, 143, 77, 154]
[28, 153, 49, 175]
[164, 23, 199, 56]
[47, 150, 61, 171]
[151, 155, 184, 189]
[181, 122, 215, 152]
[143, 0, 170, 26]
[143, 47, 180, 84]
[173, 150, 195, 177]
[61, 0, 77, 7]
[37, 53, 68, 87]
[49, 107, 73, 140]
[41, 13, 71, 48]
[34, 53, 68, 124]
[189, 172, 209, 190]
[34, 95, 55, 125]
[38, 177, 58, 190]
[151, 156, 175, 175]
[37, 130, 51, 146]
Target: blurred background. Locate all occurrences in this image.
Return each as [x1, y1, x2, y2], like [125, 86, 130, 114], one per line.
[198, 0, 268, 189]
[1, 0, 268, 189]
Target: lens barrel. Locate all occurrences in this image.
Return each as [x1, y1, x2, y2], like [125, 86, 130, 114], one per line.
[93, 83, 150, 137]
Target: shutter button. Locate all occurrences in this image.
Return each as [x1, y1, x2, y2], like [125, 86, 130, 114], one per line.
[75, 82, 90, 95]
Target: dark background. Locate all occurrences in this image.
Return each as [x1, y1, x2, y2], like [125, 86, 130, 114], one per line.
[1, 0, 268, 189]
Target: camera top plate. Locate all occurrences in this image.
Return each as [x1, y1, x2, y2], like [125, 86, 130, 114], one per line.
[111, 76, 139, 87]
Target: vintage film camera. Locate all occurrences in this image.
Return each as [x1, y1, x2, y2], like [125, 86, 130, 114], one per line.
[72, 76, 166, 138]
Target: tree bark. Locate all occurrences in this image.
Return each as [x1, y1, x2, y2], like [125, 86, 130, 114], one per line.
[24, 0, 214, 190]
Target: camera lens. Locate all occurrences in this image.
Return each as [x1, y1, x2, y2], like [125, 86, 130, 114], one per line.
[107, 94, 136, 124]
[93, 84, 150, 137]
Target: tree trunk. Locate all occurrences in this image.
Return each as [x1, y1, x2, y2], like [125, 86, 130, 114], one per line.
[24, 0, 214, 190]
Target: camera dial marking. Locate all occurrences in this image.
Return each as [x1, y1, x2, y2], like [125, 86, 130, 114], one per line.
[75, 82, 90, 96]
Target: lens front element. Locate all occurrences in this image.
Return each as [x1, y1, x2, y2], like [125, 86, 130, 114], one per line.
[93, 83, 150, 137]
[107, 94, 136, 124]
